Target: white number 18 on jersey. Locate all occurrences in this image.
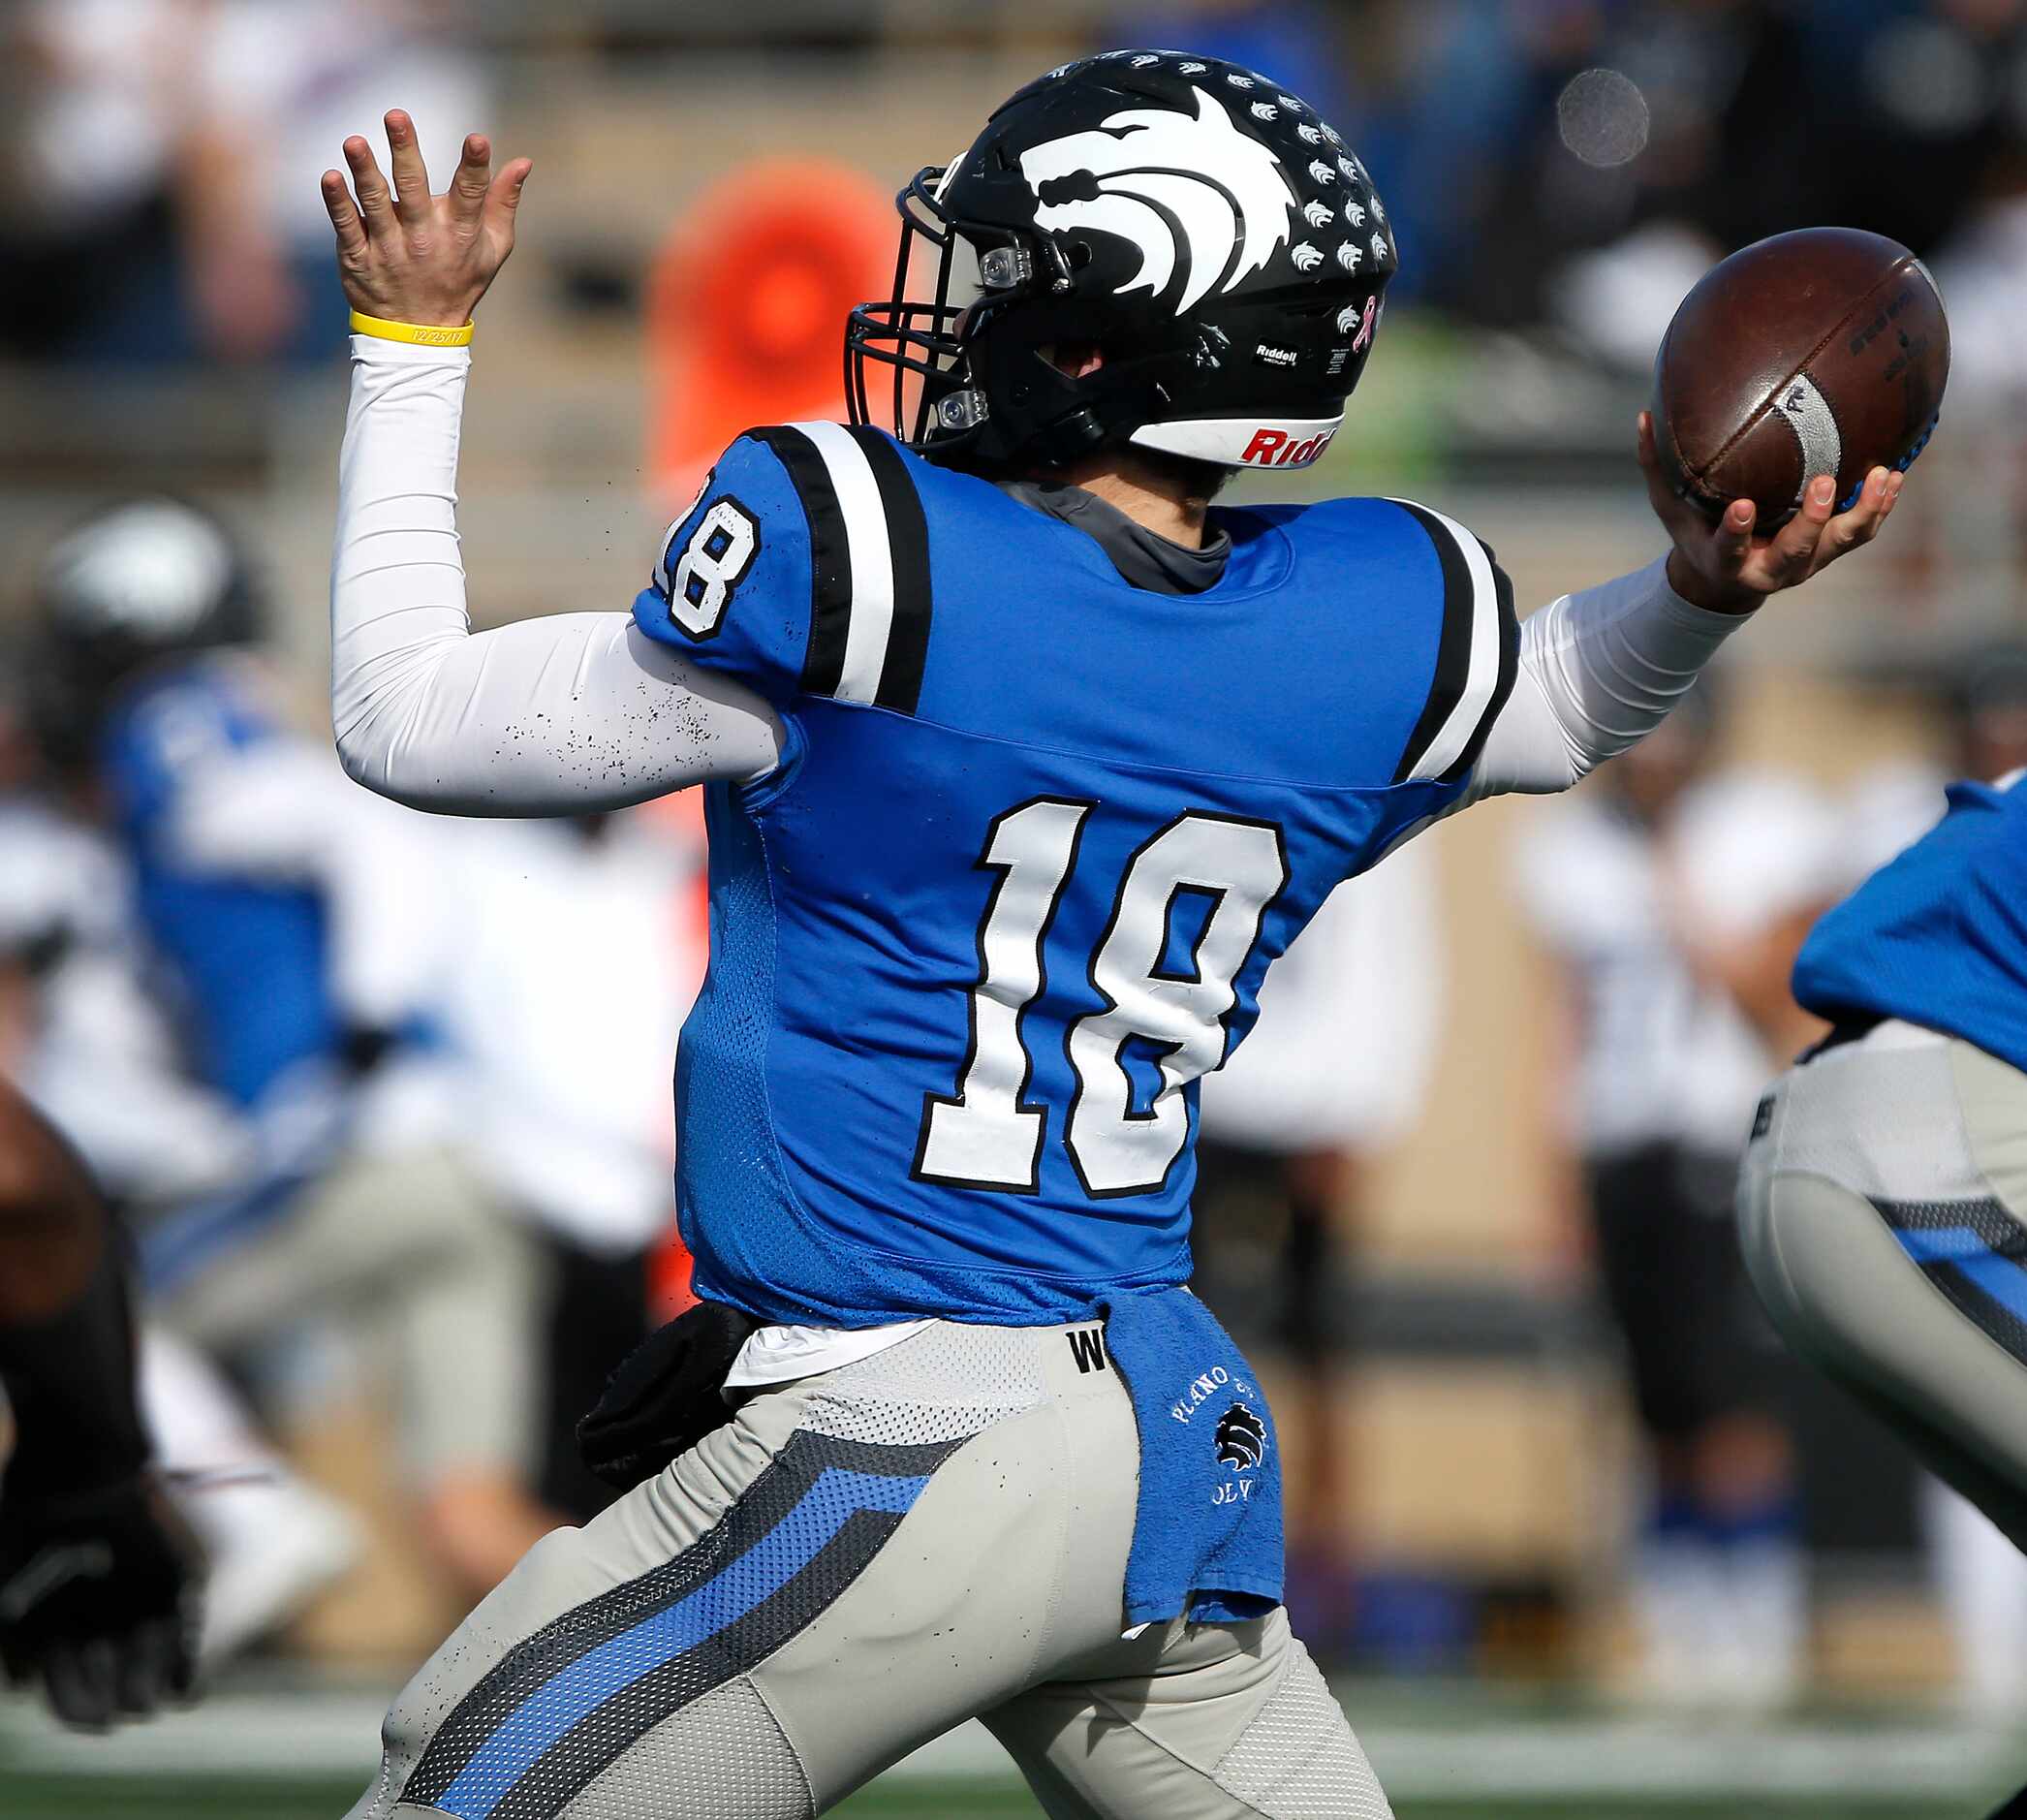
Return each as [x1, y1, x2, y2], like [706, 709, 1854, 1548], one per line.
[913, 800, 1288, 1197]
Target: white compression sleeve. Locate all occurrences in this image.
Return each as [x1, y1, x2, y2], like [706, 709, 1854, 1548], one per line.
[1460, 555, 1746, 807]
[331, 337, 784, 815]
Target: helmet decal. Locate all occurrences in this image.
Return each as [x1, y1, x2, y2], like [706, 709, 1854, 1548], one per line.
[845, 53, 1397, 471]
[1016, 86, 1296, 315]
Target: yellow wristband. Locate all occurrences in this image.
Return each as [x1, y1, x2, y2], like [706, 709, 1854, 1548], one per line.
[349, 309, 475, 348]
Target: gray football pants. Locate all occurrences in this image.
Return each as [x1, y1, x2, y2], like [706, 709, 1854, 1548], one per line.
[346, 1318, 1389, 1819]
[1739, 1020, 2027, 1548]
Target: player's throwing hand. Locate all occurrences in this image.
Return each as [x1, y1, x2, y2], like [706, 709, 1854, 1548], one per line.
[1638, 410, 1902, 615]
[321, 112, 532, 329]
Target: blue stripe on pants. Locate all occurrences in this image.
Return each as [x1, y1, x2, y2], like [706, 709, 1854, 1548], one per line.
[1893, 1224, 2027, 1326]
[433, 1465, 929, 1819]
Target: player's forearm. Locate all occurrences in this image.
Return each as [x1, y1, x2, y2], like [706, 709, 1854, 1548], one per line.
[0, 1087, 150, 1495]
[0, 1083, 105, 1325]
[1464, 555, 1744, 802]
[332, 338, 784, 814]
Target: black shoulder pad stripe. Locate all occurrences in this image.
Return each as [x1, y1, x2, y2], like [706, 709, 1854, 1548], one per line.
[747, 425, 853, 698]
[1449, 538, 1520, 785]
[1390, 499, 1477, 785]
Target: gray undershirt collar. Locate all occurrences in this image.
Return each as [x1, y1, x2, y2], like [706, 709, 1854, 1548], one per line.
[996, 479, 1232, 595]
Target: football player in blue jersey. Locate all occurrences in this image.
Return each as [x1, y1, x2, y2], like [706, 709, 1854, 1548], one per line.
[22, 498, 561, 1604]
[1741, 766, 2027, 1557]
[321, 53, 1902, 1820]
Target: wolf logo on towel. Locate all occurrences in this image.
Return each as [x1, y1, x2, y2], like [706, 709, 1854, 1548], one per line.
[1216, 1403, 1270, 1472]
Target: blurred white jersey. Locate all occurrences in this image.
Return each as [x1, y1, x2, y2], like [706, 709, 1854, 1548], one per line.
[1199, 840, 1442, 1154]
[0, 795, 254, 1204]
[1516, 770, 1841, 1157]
[1836, 758, 1949, 882]
[436, 807, 707, 1255]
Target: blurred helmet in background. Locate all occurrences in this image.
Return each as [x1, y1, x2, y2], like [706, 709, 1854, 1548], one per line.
[847, 49, 1397, 476]
[25, 498, 262, 769]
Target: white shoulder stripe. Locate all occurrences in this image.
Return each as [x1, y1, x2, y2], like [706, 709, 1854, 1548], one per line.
[1396, 500, 1503, 783]
[792, 420, 895, 706]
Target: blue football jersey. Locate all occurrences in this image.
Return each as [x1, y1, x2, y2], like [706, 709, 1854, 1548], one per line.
[633, 424, 1516, 1326]
[98, 657, 342, 1108]
[1794, 771, 2027, 1073]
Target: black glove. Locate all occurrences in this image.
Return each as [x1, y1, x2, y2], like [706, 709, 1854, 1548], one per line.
[577, 1301, 761, 1491]
[0, 1470, 203, 1729]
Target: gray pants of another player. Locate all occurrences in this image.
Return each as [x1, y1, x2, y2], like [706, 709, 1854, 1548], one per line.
[1739, 1019, 2027, 1548]
[155, 1145, 542, 1484]
[346, 1318, 1389, 1819]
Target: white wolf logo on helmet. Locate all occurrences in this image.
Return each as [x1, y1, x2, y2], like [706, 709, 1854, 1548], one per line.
[1017, 86, 1296, 317]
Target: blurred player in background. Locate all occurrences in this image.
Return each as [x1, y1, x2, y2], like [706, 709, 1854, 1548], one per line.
[318, 51, 1899, 1813]
[18, 498, 560, 1605]
[0, 1076, 201, 1729]
[1744, 643, 2027, 1724]
[1518, 681, 1836, 1704]
[1915, 647, 2027, 1716]
[0, 779, 365, 1662]
[1196, 848, 1443, 1645]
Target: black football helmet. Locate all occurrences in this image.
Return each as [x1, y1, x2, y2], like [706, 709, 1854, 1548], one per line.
[24, 498, 262, 769]
[846, 49, 1397, 476]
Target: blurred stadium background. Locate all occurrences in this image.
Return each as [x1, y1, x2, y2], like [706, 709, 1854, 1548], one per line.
[6, 1, 2027, 1814]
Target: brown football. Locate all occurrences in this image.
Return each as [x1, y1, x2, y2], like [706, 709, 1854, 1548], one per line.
[1650, 227, 1949, 534]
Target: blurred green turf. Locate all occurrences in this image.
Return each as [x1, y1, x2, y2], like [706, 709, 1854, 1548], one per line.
[0, 1776, 1989, 1820]
[0, 1777, 359, 1820]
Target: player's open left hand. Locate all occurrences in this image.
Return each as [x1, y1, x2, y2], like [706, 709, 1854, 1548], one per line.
[1638, 411, 1902, 615]
[322, 111, 532, 329]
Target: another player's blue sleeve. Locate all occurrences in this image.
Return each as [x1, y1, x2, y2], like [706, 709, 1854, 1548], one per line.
[632, 422, 935, 715]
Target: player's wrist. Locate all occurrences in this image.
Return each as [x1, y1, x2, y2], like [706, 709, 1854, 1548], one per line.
[0, 1386, 150, 1503]
[1665, 547, 1758, 616]
[349, 307, 476, 348]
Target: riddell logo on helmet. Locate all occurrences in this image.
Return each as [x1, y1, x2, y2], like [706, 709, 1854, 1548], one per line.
[1240, 425, 1338, 466]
